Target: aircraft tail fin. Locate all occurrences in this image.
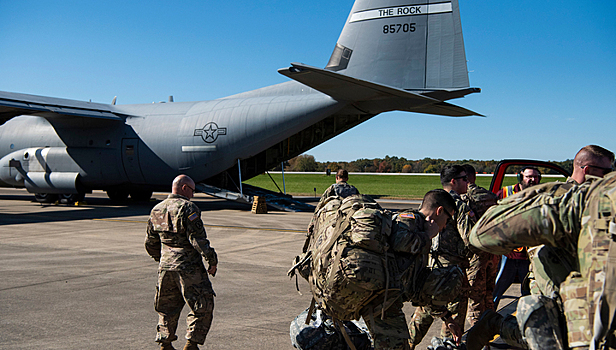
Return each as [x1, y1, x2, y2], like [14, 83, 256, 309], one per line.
[325, 0, 470, 90]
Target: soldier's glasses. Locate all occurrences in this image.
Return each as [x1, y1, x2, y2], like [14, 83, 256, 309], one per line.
[585, 165, 613, 176]
[186, 185, 196, 194]
[453, 175, 468, 182]
[443, 208, 454, 220]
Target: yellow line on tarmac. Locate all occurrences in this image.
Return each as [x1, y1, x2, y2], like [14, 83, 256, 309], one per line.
[92, 218, 305, 233]
[492, 302, 518, 342]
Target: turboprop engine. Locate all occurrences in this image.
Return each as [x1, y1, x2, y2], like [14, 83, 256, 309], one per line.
[0, 147, 84, 202]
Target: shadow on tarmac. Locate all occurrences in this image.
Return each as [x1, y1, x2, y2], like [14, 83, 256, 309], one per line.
[0, 189, 412, 226]
[0, 192, 261, 226]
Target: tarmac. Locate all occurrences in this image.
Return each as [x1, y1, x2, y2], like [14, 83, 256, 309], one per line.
[0, 188, 520, 350]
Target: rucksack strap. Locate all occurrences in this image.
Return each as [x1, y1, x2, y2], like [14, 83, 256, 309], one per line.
[334, 318, 358, 350]
[327, 242, 347, 291]
[594, 234, 616, 347]
[305, 297, 316, 325]
[381, 250, 389, 320]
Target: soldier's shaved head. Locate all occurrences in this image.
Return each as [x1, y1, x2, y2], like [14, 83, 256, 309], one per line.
[574, 145, 614, 168]
[172, 174, 196, 198]
[421, 189, 456, 216]
[420, 189, 456, 232]
[571, 145, 614, 184]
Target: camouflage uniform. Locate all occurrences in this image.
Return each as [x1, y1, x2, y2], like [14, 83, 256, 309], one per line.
[470, 174, 616, 349]
[145, 194, 218, 346]
[359, 208, 440, 350]
[526, 177, 580, 297]
[462, 183, 499, 325]
[319, 181, 360, 204]
[408, 191, 475, 347]
[361, 299, 412, 350]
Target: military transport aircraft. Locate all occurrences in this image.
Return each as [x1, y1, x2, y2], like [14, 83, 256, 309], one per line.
[0, 0, 481, 205]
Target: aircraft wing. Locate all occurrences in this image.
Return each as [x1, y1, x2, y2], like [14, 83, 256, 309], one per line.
[278, 63, 483, 117]
[0, 90, 124, 125]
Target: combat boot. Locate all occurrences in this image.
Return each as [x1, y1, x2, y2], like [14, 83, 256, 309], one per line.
[159, 342, 176, 350]
[183, 339, 199, 350]
[465, 309, 503, 350]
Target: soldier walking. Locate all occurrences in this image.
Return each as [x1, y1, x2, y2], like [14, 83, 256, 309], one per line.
[145, 175, 218, 350]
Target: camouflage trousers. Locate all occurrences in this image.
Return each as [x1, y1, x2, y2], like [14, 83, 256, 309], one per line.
[408, 297, 468, 348]
[527, 245, 575, 297]
[508, 294, 565, 350]
[154, 268, 215, 345]
[361, 299, 411, 350]
[466, 252, 499, 326]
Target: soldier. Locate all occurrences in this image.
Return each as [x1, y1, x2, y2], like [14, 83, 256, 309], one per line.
[318, 169, 359, 204]
[461, 164, 499, 326]
[528, 145, 615, 298]
[145, 175, 218, 350]
[363, 189, 461, 350]
[408, 165, 475, 349]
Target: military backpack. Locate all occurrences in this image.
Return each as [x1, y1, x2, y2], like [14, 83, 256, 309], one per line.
[303, 194, 393, 321]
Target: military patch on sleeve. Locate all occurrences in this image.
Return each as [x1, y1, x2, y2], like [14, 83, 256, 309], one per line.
[468, 210, 475, 218]
[188, 212, 199, 221]
[400, 213, 415, 219]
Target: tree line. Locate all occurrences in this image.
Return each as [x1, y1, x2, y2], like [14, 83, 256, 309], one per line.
[277, 155, 573, 175]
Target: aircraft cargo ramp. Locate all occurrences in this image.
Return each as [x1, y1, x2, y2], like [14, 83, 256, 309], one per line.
[196, 182, 315, 213]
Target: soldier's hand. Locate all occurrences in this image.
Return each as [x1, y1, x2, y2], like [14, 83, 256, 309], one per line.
[208, 265, 217, 276]
[424, 216, 441, 239]
[445, 316, 462, 345]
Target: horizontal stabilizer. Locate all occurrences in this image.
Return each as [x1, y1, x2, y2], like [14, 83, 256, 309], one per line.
[0, 90, 124, 125]
[279, 63, 438, 105]
[279, 63, 482, 117]
[410, 101, 485, 117]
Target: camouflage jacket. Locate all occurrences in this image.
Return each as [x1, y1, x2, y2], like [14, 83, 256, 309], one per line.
[470, 174, 616, 348]
[462, 183, 498, 261]
[526, 177, 582, 297]
[390, 209, 441, 309]
[145, 194, 218, 272]
[462, 183, 498, 219]
[431, 190, 476, 268]
[390, 209, 431, 258]
[319, 182, 359, 204]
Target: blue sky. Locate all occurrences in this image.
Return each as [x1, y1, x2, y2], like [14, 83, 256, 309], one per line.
[1, 1, 614, 162]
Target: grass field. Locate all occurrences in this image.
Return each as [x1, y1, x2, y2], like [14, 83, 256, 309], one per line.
[243, 173, 555, 199]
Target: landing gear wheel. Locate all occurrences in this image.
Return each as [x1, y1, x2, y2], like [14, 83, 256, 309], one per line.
[130, 190, 153, 202]
[59, 192, 85, 204]
[34, 193, 59, 203]
[107, 189, 130, 201]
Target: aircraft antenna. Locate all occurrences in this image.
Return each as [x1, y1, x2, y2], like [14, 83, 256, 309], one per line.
[168, 96, 174, 103]
[111, 96, 117, 105]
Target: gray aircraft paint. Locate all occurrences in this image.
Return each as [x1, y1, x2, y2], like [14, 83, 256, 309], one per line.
[0, 0, 480, 199]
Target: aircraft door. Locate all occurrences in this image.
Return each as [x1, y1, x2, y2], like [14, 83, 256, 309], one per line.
[121, 138, 146, 184]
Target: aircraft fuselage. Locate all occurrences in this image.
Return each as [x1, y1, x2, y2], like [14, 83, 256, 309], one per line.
[0, 82, 342, 193]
